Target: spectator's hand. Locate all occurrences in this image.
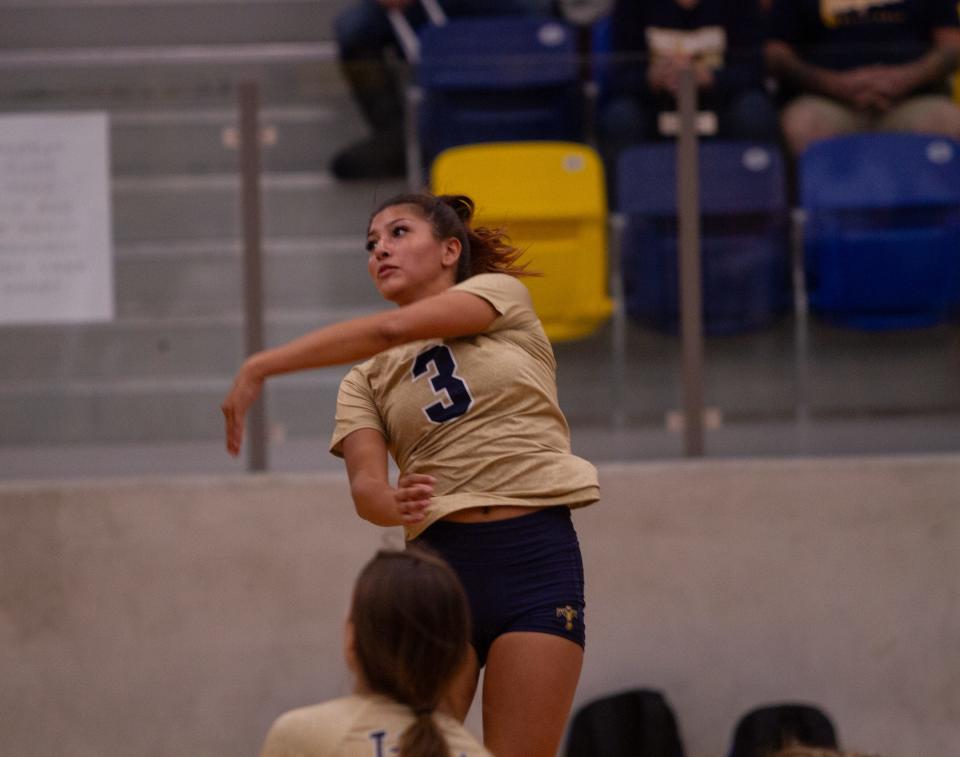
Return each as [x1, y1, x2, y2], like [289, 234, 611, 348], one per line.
[648, 55, 707, 95]
[869, 64, 918, 103]
[378, 0, 414, 9]
[828, 67, 892, 111]
[647, 57, 679, 94]
[694, 60, 715, 90]
[221, 361, 264, 456]
[393, 473, 434, 524]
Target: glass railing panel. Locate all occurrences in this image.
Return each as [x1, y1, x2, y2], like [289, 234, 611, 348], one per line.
[4, 24, 960, 477]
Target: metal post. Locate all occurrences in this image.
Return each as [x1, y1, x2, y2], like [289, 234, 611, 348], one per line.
[609, 212, 627, 430]
[576, 22, 599, 149]
[676, 67, 705, 457]
[386, 9, 424, 188]
[791, 206, 811, 449]
[238, 81, 268, 472]
[404, 85, 424, 189]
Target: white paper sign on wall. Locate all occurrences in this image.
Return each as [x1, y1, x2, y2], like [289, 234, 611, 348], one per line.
[0, 112, 113, 324]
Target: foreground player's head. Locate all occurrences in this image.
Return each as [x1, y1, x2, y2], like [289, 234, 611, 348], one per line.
[771, 747, 880, 757]
[347, 548, 471, 757]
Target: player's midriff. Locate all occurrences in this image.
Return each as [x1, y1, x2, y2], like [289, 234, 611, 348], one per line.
[442, 504, 549, 523]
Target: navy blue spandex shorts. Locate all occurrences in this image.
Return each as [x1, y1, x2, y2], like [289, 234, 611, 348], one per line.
[412, 506, 585, 667]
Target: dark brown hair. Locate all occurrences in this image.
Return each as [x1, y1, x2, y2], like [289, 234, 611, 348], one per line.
[350, 548, 471, 757]
[769, 746, 880, 757]
[371, 191, 534, 282]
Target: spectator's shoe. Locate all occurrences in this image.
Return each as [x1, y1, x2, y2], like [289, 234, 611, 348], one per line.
[330, 128, 405, 180]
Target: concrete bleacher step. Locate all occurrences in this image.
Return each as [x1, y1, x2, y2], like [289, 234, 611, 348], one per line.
[0, 0, 348, 105]
[109, 104, 351, 175]
[112, 172, 406, 243]
[0, 372, 347, 445]
[0, 306, 381, 383]
[0, 0, 426, 449]
[0, 342, 634, 446]
[0, 54, 345, 110]
[0, 85, 358, 172]
[3, 299, 959, 444]
[0, 0, 344, 50]
[5, 302, 957, 444]
[0, 306, 358, 444]
[113, 237, 379, 318]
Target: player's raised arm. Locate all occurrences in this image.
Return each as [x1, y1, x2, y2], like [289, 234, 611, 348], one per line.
[221, 289, 497, 456]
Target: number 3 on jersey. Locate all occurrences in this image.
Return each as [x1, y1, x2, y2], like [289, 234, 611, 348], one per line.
[412, 344, 473, 423]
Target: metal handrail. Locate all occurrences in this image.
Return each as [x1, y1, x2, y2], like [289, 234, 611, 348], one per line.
[238, 81, 268, 472]
[676, 67, 705, 457]
[0, 41, 336, 69]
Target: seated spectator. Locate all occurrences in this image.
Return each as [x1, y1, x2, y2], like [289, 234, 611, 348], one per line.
[331, 0, 556, 180]
[764, 0, 960, 156]
[598, 0, 778, 165]
[258, 548, 491, 757]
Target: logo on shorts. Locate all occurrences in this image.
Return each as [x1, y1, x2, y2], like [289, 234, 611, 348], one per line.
[556, 605, 578, 632]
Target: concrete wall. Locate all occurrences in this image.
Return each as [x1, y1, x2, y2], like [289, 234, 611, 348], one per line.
[2, 455, 958, 757]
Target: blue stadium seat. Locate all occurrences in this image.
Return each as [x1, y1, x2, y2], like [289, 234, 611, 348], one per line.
[413, 16, 585, 170]
[616, 141, 790, 334]
[799, 133, 960, 329]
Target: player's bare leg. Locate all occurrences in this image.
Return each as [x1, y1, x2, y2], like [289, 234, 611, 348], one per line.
[442, 644, 481, 721]
[481, 631, 584, 757]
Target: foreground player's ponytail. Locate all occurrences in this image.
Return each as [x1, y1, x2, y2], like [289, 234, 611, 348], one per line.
[350, 548, 471, 757]
[372, 191, 538, 282]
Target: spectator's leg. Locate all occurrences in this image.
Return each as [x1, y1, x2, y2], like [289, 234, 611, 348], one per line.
[878, 95, 960, 140]
[597, 94, 656, 200]
[779, 95, 866, 156]
[335, 2, 404, 132]
[330, 0, 557, 180]
[443, 0, 555, 15]
[330, 1, 423, 179]
[719, 89, 780, 141]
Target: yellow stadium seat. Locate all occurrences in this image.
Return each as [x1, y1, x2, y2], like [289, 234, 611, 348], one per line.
[431, 141, 613, 342]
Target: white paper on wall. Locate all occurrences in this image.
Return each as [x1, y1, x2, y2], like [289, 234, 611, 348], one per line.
[0, 112, 114, 324]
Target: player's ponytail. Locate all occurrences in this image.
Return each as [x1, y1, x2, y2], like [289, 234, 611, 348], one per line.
[372, 192, 537, 283]
[398, 705, 447, 757]
[350, 548, 471, 757]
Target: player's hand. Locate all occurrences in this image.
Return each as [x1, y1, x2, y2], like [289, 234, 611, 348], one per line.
[221, 361, 264, 457]
[394, 473, 435, 524]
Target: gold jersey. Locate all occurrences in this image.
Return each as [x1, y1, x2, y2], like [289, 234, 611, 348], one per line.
[330, 272, 600, 540]
[260, 693, 492, 757]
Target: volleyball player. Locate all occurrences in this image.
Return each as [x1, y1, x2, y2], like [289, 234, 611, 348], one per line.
[223, 192, 600, 757]
[259, 548, 491, 757]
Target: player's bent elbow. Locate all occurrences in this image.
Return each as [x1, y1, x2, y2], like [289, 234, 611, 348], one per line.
[350, 487, 398, 528]
[373, 315, 413, 350]
[354, 502, 397, 528]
